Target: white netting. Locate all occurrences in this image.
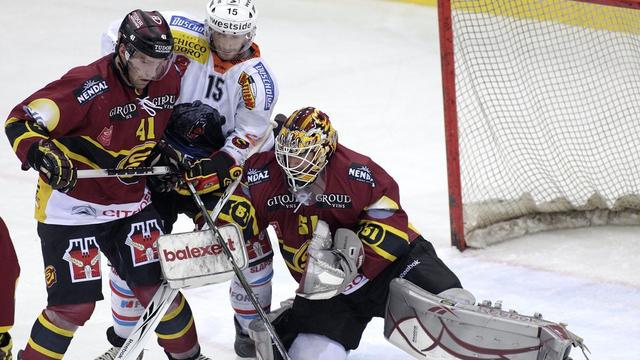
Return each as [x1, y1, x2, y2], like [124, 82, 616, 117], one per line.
[450, 0, 640, 247]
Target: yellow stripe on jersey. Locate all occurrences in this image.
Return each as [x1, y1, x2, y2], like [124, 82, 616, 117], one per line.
[35, 178, 54, 222]
[365, 195, 400, 211]
[408, 221, 420, 235]
[80, 136, 158, 158]
[10, 120, 48, 152]
[52, 140, 101, 169]
[0, 326, 11, 333]
[27, 338, 65, 359]
[358, 220, 410, 262]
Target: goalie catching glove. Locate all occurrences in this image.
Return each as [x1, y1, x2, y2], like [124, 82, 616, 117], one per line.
[27, 139, 77, 192]
[182, 151, 242, 195]
[297, 220, 365, 300]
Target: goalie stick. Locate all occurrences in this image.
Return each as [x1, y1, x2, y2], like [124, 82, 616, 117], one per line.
[115, 121, 282, 360]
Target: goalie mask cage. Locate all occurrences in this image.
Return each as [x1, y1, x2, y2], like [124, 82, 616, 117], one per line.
[439, 0, 640, 250]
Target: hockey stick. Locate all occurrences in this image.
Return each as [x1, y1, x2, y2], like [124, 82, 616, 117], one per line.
[184, 180, 291, 360]
[115, 122, 278, 360]
[76, 166, 173, 179]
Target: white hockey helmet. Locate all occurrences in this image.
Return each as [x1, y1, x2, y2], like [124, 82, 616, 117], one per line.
[205, 0, 257, 60]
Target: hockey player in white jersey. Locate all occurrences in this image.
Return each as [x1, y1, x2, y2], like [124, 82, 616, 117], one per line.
[97, 1, 278, 359]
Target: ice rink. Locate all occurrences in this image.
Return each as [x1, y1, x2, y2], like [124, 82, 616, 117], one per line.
[1, 0, 638, 359]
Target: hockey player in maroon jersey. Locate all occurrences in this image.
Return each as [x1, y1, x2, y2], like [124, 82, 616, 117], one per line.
[97, 1, 279, 358]
[0, 217, 20, 360]
[4, 10, 211, 360]
[216, 107, 463, 359]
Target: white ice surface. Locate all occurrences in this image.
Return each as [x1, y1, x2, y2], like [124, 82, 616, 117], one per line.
[1, 0, 638, 359]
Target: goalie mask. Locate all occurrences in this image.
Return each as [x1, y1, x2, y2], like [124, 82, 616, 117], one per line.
[275, 107, 338, 192]
[205, 0, 257, 60]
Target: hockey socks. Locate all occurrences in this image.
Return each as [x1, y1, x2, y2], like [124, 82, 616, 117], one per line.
[154, 294, 199, 355]
[22, 312, 75, 359]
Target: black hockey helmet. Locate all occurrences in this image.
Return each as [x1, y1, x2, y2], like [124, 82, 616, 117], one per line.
[118, 9, 174, 59]
[164, 101, 227, 159]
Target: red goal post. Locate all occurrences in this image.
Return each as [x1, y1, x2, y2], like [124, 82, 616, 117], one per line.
[439, 0, 640, 250]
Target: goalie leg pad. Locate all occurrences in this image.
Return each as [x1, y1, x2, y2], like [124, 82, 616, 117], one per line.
[289, 333, 348, 360]
[384, 278, 580, 360]
[248, 300, 294, 360]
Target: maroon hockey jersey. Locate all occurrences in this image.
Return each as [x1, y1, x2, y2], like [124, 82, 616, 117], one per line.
[0, 217, 19, 329]
[219, 144, 420, 283]
[5, 55, 180, 225]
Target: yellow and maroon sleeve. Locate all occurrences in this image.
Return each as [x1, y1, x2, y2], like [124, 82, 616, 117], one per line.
[5, 71, 93, 168]
[355, 162, 413, 279]
[217, 180, 264, 244]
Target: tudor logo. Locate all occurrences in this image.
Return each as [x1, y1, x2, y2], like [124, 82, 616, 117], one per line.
[151, 15, 163, 25]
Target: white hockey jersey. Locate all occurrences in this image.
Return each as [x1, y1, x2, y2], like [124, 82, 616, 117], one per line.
[102, 11, 279, 164]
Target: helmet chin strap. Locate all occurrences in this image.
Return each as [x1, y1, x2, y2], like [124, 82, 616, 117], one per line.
[113, 49, 136, 89]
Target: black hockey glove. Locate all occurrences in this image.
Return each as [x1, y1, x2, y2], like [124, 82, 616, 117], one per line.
[27, 139, 77, 193]
[182, 151, 242, 195]
[145, 139, 188, 193]
[273, 113, 287, 138]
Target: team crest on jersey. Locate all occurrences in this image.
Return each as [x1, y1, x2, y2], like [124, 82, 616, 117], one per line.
[117, 143, 157, 184]
[246, 167, 270, 186]
[97, 125, 114, 146]
[74, 76, 109, 105]
[290, 240, 310, 274]
[348, 163, 376, 187]
[63, 237, 101, 283]
[238, 72, 257, 110]
[125, 219, 163, 267]
[44, 265, 57, 288]
[253, 62, 275, 110]
[232, 136, 251, 149]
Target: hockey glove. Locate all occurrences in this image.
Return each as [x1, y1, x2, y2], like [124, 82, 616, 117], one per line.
[0, 333, 12, 360]
[27, 139, 77, 192]
[146, 139, 188, 192]
[297, 220, 365, 300]
[183, 151, 242, 195]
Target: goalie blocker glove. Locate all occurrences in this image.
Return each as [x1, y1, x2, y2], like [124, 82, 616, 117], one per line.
[27, 139, 77, 192]
[183, 151, 242, 195]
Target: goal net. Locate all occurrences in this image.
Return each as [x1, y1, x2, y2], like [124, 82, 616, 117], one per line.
[439, 0, 640, 249]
